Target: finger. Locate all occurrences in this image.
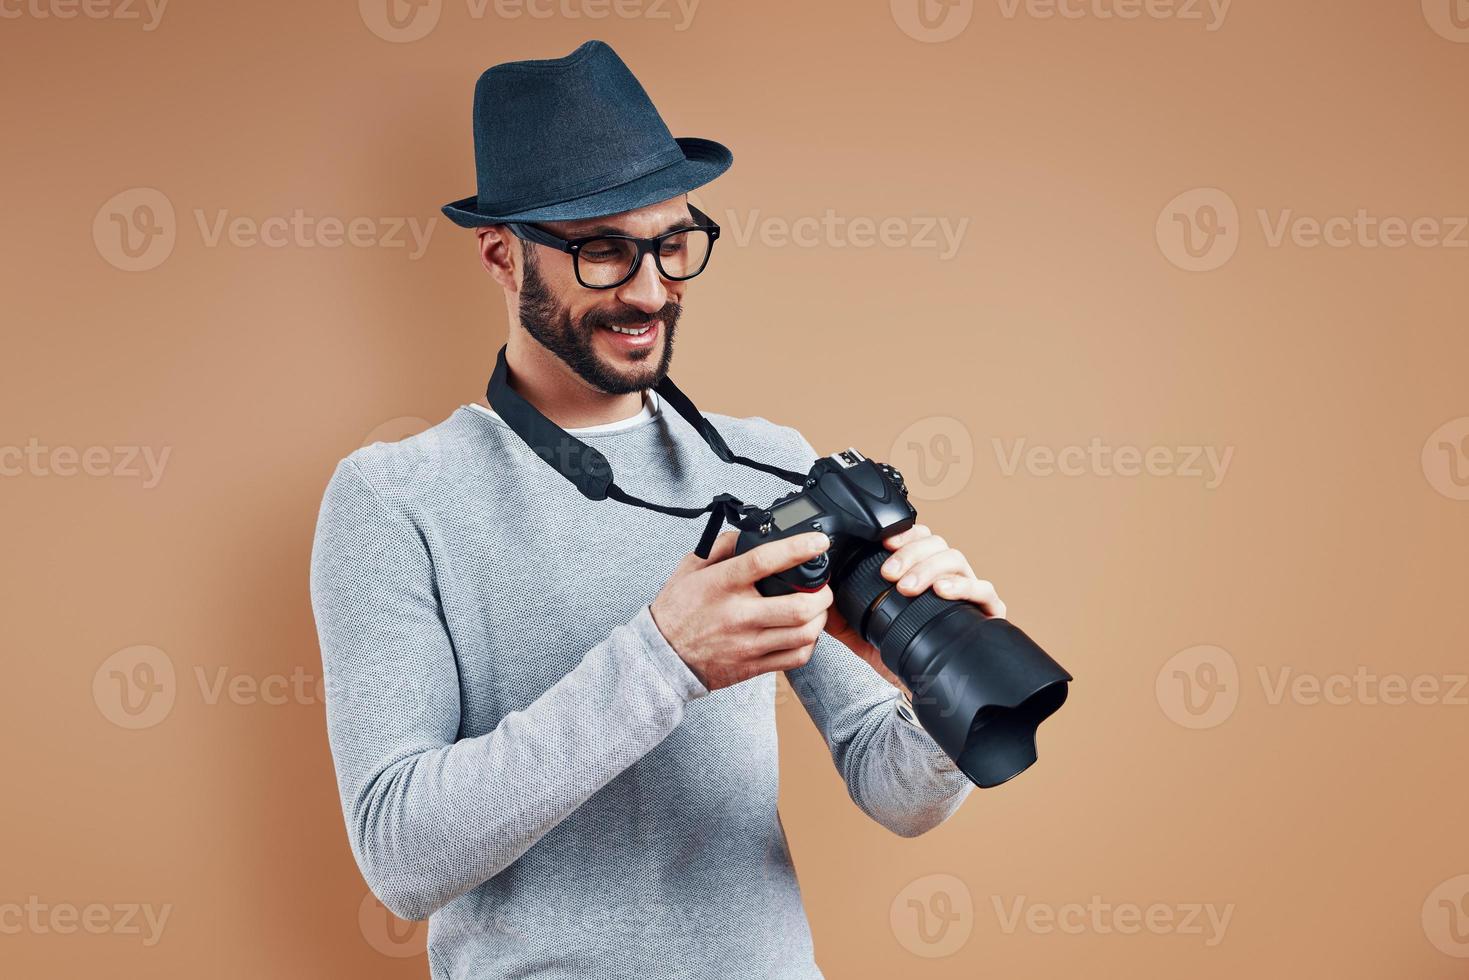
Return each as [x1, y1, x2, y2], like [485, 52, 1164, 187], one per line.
[718, 531, 830, 590]
[753, 641, 819, 674]
[882, 523, 932, 551]
[894, 549, 969, 596]
[696, 529, 741, 565]
[881, 534, 949, 582]
[745, 587, 833, 628]
[754, 611, 828, 654]
[933, 574, 1007, 617]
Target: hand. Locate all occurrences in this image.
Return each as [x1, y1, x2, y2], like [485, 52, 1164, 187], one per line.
[650, 530, 835, 691]
[825, 524, 1007, 693]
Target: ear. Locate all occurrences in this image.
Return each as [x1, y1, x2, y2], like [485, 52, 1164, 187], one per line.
[477, 225, 519, 291]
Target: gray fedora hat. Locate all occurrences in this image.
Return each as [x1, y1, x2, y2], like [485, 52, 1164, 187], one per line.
[441, 40, 733, 228]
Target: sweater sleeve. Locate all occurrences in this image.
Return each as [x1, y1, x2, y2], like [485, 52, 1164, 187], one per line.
[786, 635, 974, 837]
[774, 427, 974, 836]
[309, 458, 707, 921]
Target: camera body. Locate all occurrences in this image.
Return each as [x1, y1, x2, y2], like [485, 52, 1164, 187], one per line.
[734, 448, 916, 596]
[733, 447, 1071, 789]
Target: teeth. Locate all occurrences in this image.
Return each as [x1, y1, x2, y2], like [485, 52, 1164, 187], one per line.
[609, 324, 651, 336]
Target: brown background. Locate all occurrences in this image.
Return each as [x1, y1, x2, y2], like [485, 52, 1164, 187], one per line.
[3, 1, 1468, 977]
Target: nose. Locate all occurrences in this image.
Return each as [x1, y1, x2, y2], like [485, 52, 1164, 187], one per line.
[614, 251, 669, 315]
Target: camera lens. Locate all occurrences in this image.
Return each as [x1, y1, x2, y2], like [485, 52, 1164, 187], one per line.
[833, 548, 1071, 788]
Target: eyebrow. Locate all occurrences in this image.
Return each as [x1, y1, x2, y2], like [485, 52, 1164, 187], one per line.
[564, 215, 693, 238]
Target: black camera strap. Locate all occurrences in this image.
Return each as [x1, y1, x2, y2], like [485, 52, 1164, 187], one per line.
[485, 344, 808, 558]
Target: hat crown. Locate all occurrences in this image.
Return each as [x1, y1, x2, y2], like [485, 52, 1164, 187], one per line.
[469, 40, 683, 217]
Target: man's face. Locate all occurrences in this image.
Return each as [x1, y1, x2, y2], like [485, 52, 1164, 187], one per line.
[515, 197, 695, 396]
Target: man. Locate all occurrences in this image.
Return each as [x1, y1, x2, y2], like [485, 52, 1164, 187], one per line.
[311, 39, 1006, 979]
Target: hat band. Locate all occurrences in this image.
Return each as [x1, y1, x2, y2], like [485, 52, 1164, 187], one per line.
[474, 142, 687, 217]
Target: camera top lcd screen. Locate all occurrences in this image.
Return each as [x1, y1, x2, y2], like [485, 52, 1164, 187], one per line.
[771, 496, 821, 531]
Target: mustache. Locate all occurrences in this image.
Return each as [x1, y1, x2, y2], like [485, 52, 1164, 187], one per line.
[582, 301, 681, 331]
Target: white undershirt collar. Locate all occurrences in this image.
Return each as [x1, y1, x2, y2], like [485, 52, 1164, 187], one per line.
[468, 388, 660, 435]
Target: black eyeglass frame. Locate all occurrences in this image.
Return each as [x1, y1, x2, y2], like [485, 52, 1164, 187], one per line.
[506, 204, 721, 290]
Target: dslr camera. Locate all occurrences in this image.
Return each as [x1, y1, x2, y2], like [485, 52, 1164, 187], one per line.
[733, 448, 1071, 788]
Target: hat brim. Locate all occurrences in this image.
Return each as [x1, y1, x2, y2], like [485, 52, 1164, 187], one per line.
[441, 137, 732, 229]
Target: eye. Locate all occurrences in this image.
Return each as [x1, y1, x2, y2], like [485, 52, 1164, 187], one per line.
[580, 239, 631, 263]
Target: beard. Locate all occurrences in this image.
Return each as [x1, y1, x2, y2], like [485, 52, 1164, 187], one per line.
[517, 249, 680, 396]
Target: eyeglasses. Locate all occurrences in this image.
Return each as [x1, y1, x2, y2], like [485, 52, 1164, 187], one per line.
[506, 204, 721, 290]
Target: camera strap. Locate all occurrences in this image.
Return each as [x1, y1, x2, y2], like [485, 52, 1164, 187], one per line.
[485, 344, 808, 559]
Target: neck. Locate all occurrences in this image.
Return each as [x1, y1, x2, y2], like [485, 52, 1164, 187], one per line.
[501, 332, 647, 429]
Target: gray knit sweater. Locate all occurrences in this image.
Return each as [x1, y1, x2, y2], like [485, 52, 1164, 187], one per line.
[309, 392, 973, 979]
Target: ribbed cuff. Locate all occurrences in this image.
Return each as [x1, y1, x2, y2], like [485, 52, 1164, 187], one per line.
[628, 604, 709, 703]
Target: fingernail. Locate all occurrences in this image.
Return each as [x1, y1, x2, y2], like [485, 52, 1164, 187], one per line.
[899, 575, 916, 590]
[883, 559, 900, 575]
